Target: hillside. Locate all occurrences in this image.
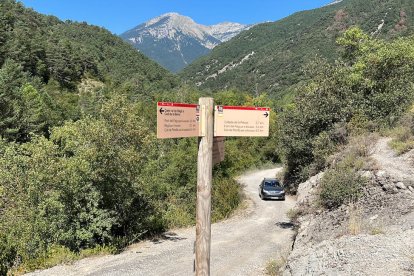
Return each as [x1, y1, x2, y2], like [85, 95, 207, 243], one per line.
[180, 0, 414, 99]
[120, 13, 251, 73]
[0, 0, 178, 96]
[286, 138, 414, 275]
[0, 0, 179, 141]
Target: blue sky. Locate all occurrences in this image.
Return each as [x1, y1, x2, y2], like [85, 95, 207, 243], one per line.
[20, 0, 333, 34]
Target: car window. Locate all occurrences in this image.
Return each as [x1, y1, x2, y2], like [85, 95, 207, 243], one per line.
[264, 180, 280, 187]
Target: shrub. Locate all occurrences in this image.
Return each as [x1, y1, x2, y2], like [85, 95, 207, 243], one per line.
[319, 167, 366, 209]
[212, 177, 242, 221]
[388, 115, 414, 154]
[278, 28, 414, 189]
[265, 254, 288, 276]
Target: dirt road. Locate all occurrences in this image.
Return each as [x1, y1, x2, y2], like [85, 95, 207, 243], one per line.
[28, 168, 296, 276]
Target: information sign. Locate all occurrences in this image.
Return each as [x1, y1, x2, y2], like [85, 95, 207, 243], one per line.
[214, 106, 270, 137]
[157, 102, 201, 139]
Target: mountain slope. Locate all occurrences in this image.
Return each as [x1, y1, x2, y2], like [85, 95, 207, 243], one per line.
[180, 0, 414, 98]
[0, 0, 178, 92]
[120, 13, 251, 73]
[0, 0, 179, 141]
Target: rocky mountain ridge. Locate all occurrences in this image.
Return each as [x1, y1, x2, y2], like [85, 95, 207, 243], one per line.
[120, 13, 253, 72]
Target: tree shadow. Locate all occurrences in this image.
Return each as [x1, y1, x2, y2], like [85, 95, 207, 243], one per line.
[275, 221, 295, 229]
[151, 231, 187, 244]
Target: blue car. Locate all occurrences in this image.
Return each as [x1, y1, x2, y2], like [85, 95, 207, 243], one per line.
[258, 178, 285, 200]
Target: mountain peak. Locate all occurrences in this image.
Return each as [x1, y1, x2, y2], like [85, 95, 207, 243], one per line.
[146, 12, 195, 27]
[121, 13, 254, 72]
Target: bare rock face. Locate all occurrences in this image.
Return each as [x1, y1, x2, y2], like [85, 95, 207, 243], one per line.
[285, 230, 414, 276]
[284, 139, 414, 276]
[296, 172, 324, 205]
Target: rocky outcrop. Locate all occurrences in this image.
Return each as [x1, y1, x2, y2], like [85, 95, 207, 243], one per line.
[284, 139, 414, 276]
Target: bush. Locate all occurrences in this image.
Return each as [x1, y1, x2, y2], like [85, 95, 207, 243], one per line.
[388, 114, 414, 154]
[319, 167, 366, 209]
[278, 28, 414, 189]
[212, 177, 242, 221]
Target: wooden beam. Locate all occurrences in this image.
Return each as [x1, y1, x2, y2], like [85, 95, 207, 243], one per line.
[195, 97, 214, 276]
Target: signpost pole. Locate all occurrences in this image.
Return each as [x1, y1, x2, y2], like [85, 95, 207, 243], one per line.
[196, 97, 214, 276]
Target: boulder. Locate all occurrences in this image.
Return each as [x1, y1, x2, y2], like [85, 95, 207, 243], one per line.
[395, 182, 406, 190]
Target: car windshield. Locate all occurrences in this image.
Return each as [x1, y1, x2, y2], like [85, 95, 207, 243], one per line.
[264, 180, 280, 187]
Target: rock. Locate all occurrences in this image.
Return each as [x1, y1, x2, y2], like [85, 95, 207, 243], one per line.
[382, 183, 393, 191]
[361, 171, 373, 179]
[408, 186, 414, 193]
[395, 182, 406, 190]
[375, 170, 388, 178]
[370, 215, 378, 221]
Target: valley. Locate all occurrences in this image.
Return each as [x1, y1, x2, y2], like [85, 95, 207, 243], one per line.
[2, 0, 414, 275]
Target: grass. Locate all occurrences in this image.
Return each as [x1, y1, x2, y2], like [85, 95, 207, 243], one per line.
[10, 244, 116, 275]
[370, 227, 385, 235]
[265, 255, 287, 276]
[348, 203, 362, 235]
[387, 115, 414, 155]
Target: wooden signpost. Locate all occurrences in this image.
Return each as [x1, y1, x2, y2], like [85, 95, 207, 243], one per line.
[156, 100, 270, 276]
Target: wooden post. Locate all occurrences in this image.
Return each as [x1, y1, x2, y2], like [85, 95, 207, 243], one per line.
[196, 97, 214, 276]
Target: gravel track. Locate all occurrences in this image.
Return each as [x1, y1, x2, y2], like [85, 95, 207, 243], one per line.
[28, 168, 296, 276]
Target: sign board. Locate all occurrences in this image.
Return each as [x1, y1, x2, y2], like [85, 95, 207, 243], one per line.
[213, 137, 225, 165]
[214, 106, 270, 137]
[157, 102, 201, 139]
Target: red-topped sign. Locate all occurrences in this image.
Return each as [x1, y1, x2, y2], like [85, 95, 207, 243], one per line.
[214, 105, 270, 137]
[157, 102, 201, 139]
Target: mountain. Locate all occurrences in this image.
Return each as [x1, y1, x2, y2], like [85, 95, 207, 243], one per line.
[0, 1, 178, 92]
[120, 13, 252, 73]
[0, 0, 179, 141]
[180, 0, 414, 99]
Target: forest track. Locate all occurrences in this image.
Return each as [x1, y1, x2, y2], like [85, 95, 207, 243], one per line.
[28, 168, 296, 276]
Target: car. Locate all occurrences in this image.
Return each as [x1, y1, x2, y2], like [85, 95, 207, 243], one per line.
[258, 178, 285, 200]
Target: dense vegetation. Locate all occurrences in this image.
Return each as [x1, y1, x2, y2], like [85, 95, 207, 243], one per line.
[0, 1, 279, 274]
[3, 0, 414, 274]
[277, 27, 414, 193]
[0, 0, 178, 142]
[181, 0, 414, 100]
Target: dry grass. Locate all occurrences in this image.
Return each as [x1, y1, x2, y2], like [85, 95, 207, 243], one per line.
[370, 227, 385, 235]
[387, 114, 414, 155]
[265, 254, 288, 276]
[348, 203, 362, 235]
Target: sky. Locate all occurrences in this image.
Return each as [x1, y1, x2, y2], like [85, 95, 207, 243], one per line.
[20, 0, 334, 34]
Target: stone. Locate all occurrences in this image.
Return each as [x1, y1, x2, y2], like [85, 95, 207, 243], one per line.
[395, 182, 406, 190]
[408, 186, 414, 193]
[370, 215, 379, 221]
[361, 171, 373, 179]
[375, 170, 387, 178]
[382, 184, 393, 191]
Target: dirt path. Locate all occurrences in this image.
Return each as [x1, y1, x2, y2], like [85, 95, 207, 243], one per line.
[372, 137, 414, 183]
[28, 168, 296, 276]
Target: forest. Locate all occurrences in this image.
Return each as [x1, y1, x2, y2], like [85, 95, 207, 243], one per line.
[2, 0, 414, 274]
